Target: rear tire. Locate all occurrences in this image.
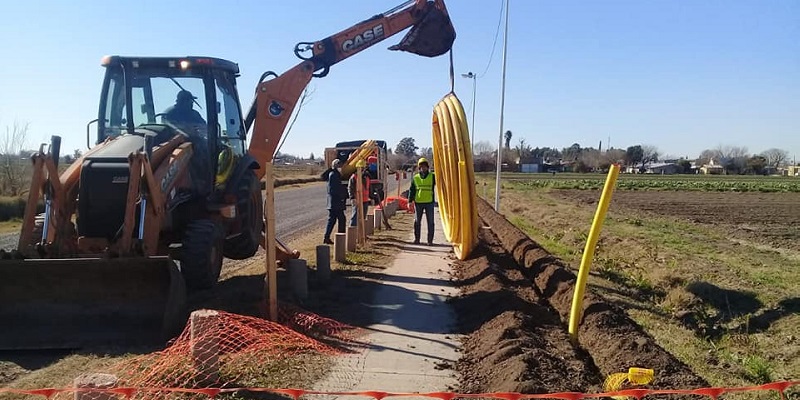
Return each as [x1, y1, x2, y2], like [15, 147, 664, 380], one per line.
[180, 219, 224, 290]
[223, 171, 263, 259]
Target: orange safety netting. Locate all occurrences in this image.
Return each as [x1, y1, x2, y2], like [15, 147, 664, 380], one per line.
[86, 306, 362, 399]
[3, 381, 798, 400]
[384, 196, 414, 213]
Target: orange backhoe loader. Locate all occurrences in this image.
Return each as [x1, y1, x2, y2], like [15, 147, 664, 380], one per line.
[0, 0, 455, 350]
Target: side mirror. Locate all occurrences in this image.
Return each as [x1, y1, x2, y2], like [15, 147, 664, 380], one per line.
[140, 103, 155, 118]
[86, 118, 99, 149]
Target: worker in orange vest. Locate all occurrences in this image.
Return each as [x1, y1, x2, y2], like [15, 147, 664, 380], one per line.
[348, 168, 371, 227]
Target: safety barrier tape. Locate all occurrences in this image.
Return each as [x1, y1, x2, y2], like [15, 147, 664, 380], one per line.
[2, 381, 797, 399]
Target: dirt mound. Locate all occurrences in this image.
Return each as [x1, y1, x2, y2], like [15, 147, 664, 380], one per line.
[452, 231, 602, 394]
[450, 198, 709, 395]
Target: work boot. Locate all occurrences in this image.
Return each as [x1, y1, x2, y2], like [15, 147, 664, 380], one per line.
[323, 238, 334, 245]
[413, 238, 420, 245]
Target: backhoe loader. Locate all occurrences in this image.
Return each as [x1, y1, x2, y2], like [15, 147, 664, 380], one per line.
[0, 0, 454, 350]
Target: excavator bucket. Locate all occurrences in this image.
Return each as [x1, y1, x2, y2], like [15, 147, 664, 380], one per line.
[0, 256, 187, 350]
[389, 1, 456, 57]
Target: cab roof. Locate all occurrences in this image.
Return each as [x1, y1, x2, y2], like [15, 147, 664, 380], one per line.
[100, 55, 240, 74]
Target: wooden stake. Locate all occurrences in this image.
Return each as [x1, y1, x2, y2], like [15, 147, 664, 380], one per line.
[263, 161, 278, 321]
[334, 233, 347, 262]
[396, 171, 401, 199]
[74, 373, 119, 400]
[190, 310, 220, 385]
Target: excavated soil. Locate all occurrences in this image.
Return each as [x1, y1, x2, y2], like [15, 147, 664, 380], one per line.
[450, 198, 709, 395]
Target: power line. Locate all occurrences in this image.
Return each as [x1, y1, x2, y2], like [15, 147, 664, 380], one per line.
[478, 0, 505, 79]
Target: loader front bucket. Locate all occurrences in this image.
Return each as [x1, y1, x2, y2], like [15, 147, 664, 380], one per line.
[0, 256, 187, 350]
[389, 1, 456, 57]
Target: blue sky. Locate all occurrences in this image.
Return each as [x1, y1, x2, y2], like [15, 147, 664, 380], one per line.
[0, 0, 798, 162]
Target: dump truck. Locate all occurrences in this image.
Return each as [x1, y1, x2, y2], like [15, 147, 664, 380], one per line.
[0, 0, 455, 350]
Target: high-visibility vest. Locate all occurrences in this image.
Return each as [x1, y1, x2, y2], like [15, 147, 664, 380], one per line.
[350, 173, 371, 202]
[413, 172, 434, 203]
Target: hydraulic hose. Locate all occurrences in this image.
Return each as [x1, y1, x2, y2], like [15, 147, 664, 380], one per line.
[431, 93, 478, 260]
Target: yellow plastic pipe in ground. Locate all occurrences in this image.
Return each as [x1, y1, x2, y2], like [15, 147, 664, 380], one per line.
[604, 367, 655, 400]
[430, 93, 478, 260]
[568, 163, 621, 341]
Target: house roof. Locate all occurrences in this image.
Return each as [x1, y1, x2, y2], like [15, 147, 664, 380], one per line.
[639, 162, 678, 169]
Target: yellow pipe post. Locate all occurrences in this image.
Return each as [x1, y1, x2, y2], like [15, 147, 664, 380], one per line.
[568, 163, 621, 341]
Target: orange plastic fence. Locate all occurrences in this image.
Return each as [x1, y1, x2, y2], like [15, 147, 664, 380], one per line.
[384, 196, 414, 213]
[2, 381, 797, 400]
[21, 306, 361, 400]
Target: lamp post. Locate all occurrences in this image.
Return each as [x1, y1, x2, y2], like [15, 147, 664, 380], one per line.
[461, 72, 477, 148]
[494, 0, 510, 211]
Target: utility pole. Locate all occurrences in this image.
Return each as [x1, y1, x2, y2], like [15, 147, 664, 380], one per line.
[494, 0, 510, 211]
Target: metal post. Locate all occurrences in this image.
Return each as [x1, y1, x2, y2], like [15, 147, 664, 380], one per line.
[470, 75, 477, 147]
[462, 72, 478, 148]
[494, 0, 510, 211]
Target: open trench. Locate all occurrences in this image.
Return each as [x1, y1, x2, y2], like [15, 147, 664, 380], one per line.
[450, 198, 709, 395]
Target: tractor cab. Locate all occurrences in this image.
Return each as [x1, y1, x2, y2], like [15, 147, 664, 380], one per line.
[93, 56, 248, 193]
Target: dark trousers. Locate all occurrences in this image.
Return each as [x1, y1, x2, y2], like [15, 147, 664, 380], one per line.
[324, 208, 346, 240]
[350, 202, 370, 226]
[414, 202, 435, 243]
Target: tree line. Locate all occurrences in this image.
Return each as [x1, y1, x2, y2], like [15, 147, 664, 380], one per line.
[470, 131, 793, 175]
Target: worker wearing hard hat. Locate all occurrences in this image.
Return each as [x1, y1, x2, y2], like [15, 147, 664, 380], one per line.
[408, 157, 435, 245]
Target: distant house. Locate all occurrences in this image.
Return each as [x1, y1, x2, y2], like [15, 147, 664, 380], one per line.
[700, 158, 725, 175]
[543, 162, 566, 173]
[785, 166, 800, 177]
[625, 162, 680, 174]
[517, 155, 544, 173]
[644, 162, 681, 174]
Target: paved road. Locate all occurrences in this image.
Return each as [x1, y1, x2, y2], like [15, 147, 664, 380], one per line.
[0, 177, 404, 251]
[276, 177, 401, 242]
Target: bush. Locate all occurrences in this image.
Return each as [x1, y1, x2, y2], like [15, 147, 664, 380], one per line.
[0, 197, 27, 222]
[0, 197, 45, 222]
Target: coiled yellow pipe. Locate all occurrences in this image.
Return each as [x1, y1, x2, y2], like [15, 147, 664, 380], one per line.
[431, 93, 478, 260]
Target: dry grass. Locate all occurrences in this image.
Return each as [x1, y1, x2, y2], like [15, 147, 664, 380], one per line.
[273, 165, 323, 179]
[479, 177, 799, 399]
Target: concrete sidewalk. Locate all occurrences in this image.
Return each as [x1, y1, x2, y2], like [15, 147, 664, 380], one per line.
[312, 207, 461, 399]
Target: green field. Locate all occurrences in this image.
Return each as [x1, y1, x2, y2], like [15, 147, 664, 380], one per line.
[476, 172, 800, 397]
[478, 172, 800, 192]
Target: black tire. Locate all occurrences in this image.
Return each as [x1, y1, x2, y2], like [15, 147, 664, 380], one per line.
[180, 219, 224, 290]
[223, 171, 263, 260]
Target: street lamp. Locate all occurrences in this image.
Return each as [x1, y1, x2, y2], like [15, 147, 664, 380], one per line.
[461, 72, 477, 148]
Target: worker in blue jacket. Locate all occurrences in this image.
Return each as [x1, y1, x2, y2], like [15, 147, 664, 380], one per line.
[323, 159, 347, 244]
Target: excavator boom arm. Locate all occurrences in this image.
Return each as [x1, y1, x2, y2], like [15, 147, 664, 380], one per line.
[247, 0, 454, 178]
